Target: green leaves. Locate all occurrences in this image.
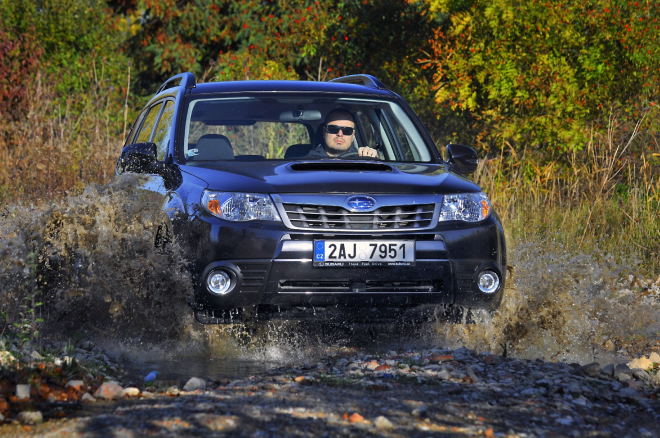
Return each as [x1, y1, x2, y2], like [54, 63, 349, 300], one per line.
[424, 0, 660, 153]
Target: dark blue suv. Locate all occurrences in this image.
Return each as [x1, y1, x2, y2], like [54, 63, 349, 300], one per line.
[117, 72, 506, 324]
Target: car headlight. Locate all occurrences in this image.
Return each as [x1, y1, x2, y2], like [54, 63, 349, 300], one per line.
[439, 192, 491, 222]
[202, 191, 282, 222]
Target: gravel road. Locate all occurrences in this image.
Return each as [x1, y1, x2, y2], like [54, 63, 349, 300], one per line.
[2, 346, 659, 437]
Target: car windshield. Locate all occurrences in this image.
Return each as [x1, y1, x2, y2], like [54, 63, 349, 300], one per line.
[181, 95, 435, 163]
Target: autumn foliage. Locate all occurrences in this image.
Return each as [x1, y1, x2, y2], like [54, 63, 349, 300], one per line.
[0, 0, 658, 204]
[0, 28, 42, 121]
[423, 0, 660, 151]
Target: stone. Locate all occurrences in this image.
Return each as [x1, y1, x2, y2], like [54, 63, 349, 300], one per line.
[568, 382, 582, 397]
[632, 369, 652, 382]
[374, 416, 394, 430]
[166, 386, 180, 396]
[437, 369, 452, 380]
[15, 384, 30, 400]
[81, 393, 96, 403]
[411, 405, 428, 418]
[294, 376, 306, 382]
[573, 396, 589, 406]
[520, 387, 536, 396]
[600, 364, 615, 377]
[348, 412, 364, 423]
[18, 411, 43, 424]
[484, 354, 502, 366]
[648, 352, 660, 363]
[123, 387, 140, 397]
[534, 379, 552, 389]
[94, 382, 124, 400]
[577, 362, 600, 376]
[614, 363, 632, 377]
[618, 387, 641, 400]
[628, 356, 653, 371]
[616, 373, 633, 383]
[430, 355, 453, 363]
[555, 416, 574, 426]
[466, 366, 480, 383]
[622, 379, 637, 389]
[193, 414, 239, 431]
[366, 362, 379, 371]
[374, 365, 390, 371]
[183, 377, 206, 392]
[66, 380, 85, 391]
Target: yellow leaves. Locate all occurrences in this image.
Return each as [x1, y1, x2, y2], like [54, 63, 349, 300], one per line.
[451, 12, 473, 37]
[425, 0, 452, 17]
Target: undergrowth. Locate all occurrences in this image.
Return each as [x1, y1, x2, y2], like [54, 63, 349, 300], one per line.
[473, 110, 660, 275]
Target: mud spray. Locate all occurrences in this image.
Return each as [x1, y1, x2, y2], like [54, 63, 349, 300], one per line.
[1, 176, 659, 376]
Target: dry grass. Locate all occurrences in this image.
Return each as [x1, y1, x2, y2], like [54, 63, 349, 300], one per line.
[475, 110, 660, 274]
[0, 71, 124, 202]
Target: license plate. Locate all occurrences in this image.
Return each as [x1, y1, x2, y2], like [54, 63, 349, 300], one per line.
[313, 240, 415, 267]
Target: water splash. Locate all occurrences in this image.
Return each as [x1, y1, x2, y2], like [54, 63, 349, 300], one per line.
[0, 175, 194, 343]
[434, 241, 660, 364]
[2, 179, 659, 373]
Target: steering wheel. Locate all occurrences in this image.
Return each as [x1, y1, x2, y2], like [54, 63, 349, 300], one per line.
[338, 150, 379, 159]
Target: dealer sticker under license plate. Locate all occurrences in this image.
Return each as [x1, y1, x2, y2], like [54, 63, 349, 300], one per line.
[313, 240, 415, 267]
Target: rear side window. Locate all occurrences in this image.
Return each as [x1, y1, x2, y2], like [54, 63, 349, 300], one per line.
[152, 100, 175, 160]
[135, 102, 163, 144]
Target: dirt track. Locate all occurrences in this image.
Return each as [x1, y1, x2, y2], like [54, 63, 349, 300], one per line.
[1, 347, 659, 437]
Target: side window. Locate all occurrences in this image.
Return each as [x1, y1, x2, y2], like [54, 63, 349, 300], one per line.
[152, 100, 175, 161]
[135, 102, 163, 144]
[126, 109, 147, 145]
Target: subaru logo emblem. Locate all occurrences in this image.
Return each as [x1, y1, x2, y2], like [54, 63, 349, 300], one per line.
[346, 196, 377, 211]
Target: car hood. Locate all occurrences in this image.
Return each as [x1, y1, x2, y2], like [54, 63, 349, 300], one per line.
[179, 160, 481, 194]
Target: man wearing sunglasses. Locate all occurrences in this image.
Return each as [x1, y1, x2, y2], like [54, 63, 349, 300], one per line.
[307, 109, 378, 158]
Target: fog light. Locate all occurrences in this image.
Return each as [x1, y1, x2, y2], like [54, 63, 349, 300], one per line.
[477, 270, 500, 294]
[207, 270, 232, 295]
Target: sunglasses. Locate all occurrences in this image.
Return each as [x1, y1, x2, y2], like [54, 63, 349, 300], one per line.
[325, 124, 355, 135]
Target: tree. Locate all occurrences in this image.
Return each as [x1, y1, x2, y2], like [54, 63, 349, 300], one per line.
[423, 0, 660, 152]
[0, 0, 128, 95]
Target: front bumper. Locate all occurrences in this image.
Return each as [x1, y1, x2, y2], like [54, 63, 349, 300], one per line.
[190, 216, 506, 318]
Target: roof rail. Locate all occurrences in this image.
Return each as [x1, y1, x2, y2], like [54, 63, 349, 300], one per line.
[329, 74, 388, 90]
[156, 72, 196, 94]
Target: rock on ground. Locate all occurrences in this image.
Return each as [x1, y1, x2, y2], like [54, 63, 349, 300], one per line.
[0, 347, 659, 437]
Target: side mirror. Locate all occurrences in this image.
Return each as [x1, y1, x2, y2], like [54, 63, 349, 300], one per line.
[116, 142, 160, 174]
[444, 143, 478, 175]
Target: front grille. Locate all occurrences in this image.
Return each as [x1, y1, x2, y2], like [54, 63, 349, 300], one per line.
[282, 203, 435, 230]
[278, 279, 441, 293]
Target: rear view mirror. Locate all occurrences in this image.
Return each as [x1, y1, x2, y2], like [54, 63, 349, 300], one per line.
[444, 144, 478, 175]
[116, 142, 159, 174]
[279, 110, 322, 122]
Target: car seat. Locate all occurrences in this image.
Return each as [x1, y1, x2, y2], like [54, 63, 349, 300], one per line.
[284, 143, 313, 159]
[190, 134, 234, 160]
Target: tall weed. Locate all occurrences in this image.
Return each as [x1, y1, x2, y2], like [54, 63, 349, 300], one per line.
[0, 67, 124, 202]
[474, 111, 660, 274]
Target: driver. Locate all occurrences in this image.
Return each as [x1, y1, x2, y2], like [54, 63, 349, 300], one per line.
[306, 109, 378, 158]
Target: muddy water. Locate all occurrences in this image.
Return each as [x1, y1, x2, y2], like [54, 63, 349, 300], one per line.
[1, 177, 658, 382]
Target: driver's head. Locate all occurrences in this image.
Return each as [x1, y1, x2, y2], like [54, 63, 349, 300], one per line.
[322, 109, 356, 157]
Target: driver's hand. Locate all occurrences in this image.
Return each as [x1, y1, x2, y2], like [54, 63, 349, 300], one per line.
[358, 147, 378, 157]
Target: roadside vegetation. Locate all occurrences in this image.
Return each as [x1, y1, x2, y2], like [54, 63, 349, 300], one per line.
[0, 1, 659, 327]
